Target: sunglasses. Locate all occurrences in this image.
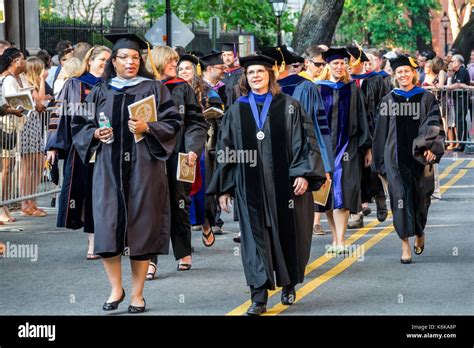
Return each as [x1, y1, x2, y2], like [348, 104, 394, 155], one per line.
[310, 60, 326, 68]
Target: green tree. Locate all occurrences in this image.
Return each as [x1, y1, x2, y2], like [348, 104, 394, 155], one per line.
[336, 0, 439, 51]
[144, 0, 296, 47]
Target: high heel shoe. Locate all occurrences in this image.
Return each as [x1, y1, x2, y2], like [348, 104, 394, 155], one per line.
[128, 298, 146, 313]
[102, 289, 125, 311]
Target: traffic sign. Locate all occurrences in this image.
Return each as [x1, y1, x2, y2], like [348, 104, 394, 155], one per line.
[0, 0, 5, 24]
[145, 12, 194, 47]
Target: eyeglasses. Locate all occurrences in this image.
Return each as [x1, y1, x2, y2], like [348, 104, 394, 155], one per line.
[309, 60, 326, 68]
[290, 63, 302, 68]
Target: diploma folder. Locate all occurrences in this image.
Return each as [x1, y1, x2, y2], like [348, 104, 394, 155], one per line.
[312, 178, 332, 206]
[203, 106, 224, 120]
[176, 152, 196, 183]
[128, 94, 157, 143]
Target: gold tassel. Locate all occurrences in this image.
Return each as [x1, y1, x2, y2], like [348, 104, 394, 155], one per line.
[147, 42, 160, 80]
[196, 62, 202, 76]
[273, 62, 280, 79]
[408, 56, 418, 69]
[276, 47, 286, 73]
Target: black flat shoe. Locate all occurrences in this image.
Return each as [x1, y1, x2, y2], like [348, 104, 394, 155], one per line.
[246, 302, 267, 316]
[128, 298, 146, 313]
[281, 288, 296, 305]
[400, 258, 412, 264]
[102, 289, 125, 311]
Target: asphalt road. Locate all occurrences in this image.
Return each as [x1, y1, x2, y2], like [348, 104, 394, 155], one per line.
[1, 154, 473, 316]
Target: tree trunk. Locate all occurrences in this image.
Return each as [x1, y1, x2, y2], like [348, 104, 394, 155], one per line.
[292, 0, 345, 54]
[411, 8, 433, 53]
[112, 0, 129, 29]
[451, 12, 473, 63]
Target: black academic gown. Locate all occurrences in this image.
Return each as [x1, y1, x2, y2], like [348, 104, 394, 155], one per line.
[71, 79, 182, 257]
[222, 66, 244, 109]
[372, 88, 445, 239]
[163, 77, 207, 260]
[207, 92, 326, 290]
[353, 72, 389, 204]
[45, 74, 100, 232]
[314, 81, 372, 213]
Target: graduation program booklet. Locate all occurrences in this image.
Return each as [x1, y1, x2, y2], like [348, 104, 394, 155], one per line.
[312, 178, 332, 206]
[4, 91, 35, 111]
[128, 94, 157, 143]
[176, 152, 196, 183]
[203, 106, 224, 120]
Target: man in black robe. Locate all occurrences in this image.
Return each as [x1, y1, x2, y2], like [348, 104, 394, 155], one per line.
[207, 55, 326, 315]
[347, 45, 389, 227]
[220, 42, 244, 108]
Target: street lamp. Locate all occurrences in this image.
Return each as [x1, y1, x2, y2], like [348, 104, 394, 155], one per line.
[441, 12, 450, 56]
[269, 0, 287, 46]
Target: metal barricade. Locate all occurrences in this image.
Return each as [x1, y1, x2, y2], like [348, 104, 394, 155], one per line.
[0, 109, 60, 206]
[431, 87, 474, 147]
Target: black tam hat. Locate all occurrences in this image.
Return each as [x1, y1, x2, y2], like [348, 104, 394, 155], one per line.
[389, 55, 418, 71]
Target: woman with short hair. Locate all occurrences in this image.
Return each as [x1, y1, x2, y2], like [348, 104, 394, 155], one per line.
[372, 55, 445, 263]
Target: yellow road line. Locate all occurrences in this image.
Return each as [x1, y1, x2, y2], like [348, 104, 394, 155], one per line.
[226, 158, 468, 316]
[264, 160, 471, 316]
[263, 226, 395, 316]
[438, 159, 465, 180]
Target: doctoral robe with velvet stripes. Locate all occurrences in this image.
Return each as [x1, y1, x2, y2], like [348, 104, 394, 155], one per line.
[207, 92, 326, 290]
[372, 88, 445, 239]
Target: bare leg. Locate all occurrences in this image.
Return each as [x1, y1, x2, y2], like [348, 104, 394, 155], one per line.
[325, 210, 337, 246]
[313, 212, 321, 225]
[130, 259, 149, 307]
[401, 238, 412, 260]
[87, 233, 95, 255]
[102, 255, 123, 302]
[333, 208, 350, 247]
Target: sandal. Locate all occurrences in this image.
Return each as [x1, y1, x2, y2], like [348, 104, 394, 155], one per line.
[1, 207, 16, 222]
[414, 234, 425, 255]
[21, 208, 47, 217]
[146, 262, 157, 281]
[202, 228, 215, 247]
[86, 253, 101, 260]
[177, 263, 192, 271]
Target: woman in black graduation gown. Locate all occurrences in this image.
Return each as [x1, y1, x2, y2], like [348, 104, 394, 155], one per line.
[146, 46, 207, 275]
[207, 55, 326, 315]
[372, 55, 445, 264]
[71, 33, 182, 313]
[46, 45, 111, 260]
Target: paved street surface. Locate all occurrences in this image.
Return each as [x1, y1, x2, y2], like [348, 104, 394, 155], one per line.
[1, 154, 474, 316]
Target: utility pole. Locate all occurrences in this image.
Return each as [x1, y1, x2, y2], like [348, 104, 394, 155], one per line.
[166, 0, 171, 46]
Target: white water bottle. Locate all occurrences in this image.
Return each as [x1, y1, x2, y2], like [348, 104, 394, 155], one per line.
[98, 112, 114, 144]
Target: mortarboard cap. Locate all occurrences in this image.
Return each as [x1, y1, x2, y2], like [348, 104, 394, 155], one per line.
[178, 54, 202, 76]
[200, 52, 224, 67]
[239, 54, 276, 69]
[389, 55, 418, 71]
[260, 45, 297, 66]
[322, 47, 351, 62]
[346, 45, 369, 63]
[104, 33, 149, 52]
[219, 42, 243, 54]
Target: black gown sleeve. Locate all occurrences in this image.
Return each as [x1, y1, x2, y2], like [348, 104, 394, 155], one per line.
[412, 92, 445, 165]
[176, 83, 207, 157]
[372, 95, 390, 175]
